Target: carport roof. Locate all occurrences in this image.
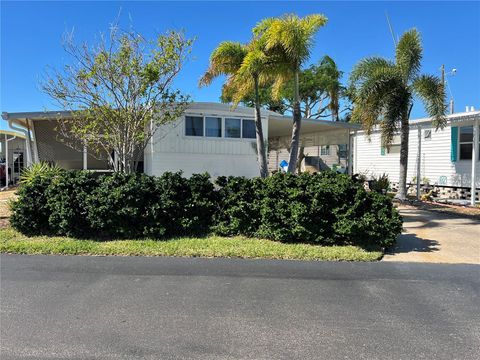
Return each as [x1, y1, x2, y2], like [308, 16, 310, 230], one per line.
[1, 102, 361, 136]
[268, 114, 360, 138]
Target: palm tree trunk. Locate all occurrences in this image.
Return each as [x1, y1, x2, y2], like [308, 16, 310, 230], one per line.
[287, 70, 302, 173]
[397, 110, 410, 200]
[254, 76, 269, 178]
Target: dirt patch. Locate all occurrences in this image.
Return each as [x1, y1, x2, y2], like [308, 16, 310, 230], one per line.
[0, 188, 17, 224]
[0, 218, 10, 229]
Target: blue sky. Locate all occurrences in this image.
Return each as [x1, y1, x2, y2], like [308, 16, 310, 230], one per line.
[1, 1, 479, 131]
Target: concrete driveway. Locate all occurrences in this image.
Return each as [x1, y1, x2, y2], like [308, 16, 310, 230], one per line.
[1, 254, 479, 360]
[384, 206, 480, 264]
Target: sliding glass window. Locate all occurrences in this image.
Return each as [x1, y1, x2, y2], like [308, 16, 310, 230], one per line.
[242, 119, 256, 139]
[185, 116, 203, 136]
[205, 117, 222, 137]
[225, 118, 241, 138]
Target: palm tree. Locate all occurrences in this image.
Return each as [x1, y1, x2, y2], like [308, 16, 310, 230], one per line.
[254, 14, 328, 173]
[199, 41, 270, 178]
[317, 55, 342, 121]
[350, 29, 446, 200]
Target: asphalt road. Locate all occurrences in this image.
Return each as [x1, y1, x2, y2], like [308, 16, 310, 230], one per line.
[1, 255, 479, 360]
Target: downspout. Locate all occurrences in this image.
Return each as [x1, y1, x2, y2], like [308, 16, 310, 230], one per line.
[28, 119, 40, 163]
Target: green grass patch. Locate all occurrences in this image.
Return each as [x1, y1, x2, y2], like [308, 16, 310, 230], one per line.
[0, 228, 383, 261]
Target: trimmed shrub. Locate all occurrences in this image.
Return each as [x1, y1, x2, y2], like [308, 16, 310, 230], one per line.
[9, 169, 402, 248]
[85, 173, 159, 238]
[10, 174, 54, 235]
[46, 170, 98, 237]
[213, 176, 263, 236]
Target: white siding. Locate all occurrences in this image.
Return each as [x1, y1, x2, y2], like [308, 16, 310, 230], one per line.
[146, 105, 268, 178]
[354, 121, 480, 187]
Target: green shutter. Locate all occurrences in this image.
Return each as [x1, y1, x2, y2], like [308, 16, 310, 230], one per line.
[381, 146, 386, 156]
[451, 126, 458, 162]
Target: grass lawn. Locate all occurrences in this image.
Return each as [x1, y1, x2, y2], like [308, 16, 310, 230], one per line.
[0, 228, 382, 261]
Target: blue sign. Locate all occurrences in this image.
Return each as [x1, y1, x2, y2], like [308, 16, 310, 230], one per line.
[279, 160, 288, 168]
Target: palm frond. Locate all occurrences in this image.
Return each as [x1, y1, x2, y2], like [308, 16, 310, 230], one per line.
[199, 41, 247, 87]
[395, 29, 423, 82]
[351, 65, 406, 139]
[349, 57, 395, 85]
[254, 13, 327, 69]
[413, 74, 447, 129]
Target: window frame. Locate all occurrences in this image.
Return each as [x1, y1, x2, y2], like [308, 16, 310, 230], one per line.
[224, 117, 242, 139]
[185, 115, 204, 137]
[184, 114, 257, 141]
[458, 125, 479, 161]
[241, 119, 256, 139]
[320, 145, 330, 156]
[205, 116, 222, 138]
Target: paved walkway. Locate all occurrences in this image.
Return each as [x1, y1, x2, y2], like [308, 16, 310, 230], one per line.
[384, 206, 480, 264]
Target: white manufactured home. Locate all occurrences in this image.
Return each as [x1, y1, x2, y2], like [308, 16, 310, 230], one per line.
[353, 109, 480, 202]
[1, 102, 358, 178]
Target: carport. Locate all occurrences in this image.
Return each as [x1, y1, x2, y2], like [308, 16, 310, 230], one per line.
[267, 113, 360, 174]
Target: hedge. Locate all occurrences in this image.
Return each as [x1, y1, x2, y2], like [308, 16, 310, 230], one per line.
[9, 170, 402, 247]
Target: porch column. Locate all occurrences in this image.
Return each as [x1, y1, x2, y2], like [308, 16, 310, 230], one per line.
[4, 134, 8, 187]
[347, 130, 353, 175]
[83, 144, 88, 170]
[353, 130, 358, 174]
[29, 119, 40, 163]
[471, 119, 479, 206]
[24, 121, 33, 167]
[416, 125, 422, 200]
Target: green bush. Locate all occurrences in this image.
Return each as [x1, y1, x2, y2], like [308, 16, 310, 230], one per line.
[10, 162, 65, 236]
[46, 171, 98, 237]
[9, 168, 402, 248]
[10, 174, 54, 235]
[213, 176, 263, 236]
[369, 173, 390, 193]
[85, 173, 159, 238]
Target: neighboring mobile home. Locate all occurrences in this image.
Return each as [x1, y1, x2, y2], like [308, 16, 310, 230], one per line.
[353, 109, 480, 203]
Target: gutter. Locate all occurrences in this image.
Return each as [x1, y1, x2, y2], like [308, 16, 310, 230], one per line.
[2, 112, 33, 166]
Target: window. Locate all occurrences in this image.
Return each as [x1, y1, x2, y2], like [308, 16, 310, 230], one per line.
[338, 144, 348, 159]
[225, 118, 241, 138]
[386, 134, 401, 154]
[459, 126, 473, 160]
[205, 117, 222, 137]
[242, 119, 256, 139]
[388, 145, 401, 154]
[185, 116, 203, 136]
[321, 145, 330, 156]
[424, 129, 432, 141]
